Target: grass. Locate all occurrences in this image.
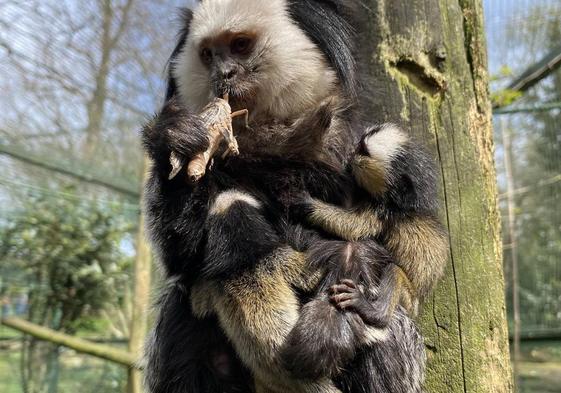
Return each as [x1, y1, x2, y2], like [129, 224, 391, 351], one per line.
[519, 362, 561, 393]
[517, 341, 561, 393]
[0, 347, 125, 393]
[0, 350, 22, 393]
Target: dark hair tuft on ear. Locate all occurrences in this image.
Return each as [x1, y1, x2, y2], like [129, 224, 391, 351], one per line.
[288, 0, 360, 100]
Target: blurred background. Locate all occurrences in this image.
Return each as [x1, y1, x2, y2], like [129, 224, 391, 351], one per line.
[0, 0, 560, 392]
[487, 0, 561, 391]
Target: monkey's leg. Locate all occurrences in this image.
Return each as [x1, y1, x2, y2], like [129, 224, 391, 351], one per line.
[205, 190, 341, 393]
[280, 240, 393, 381]
[385, 217, 448, 308]
[336, 309, 426, 393]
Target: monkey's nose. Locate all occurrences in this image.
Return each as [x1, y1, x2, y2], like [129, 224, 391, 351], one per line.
[223, 69, 237, 80]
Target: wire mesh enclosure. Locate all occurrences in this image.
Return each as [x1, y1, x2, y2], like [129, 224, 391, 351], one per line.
[0, 0, 559, 392]
[487, 0, 561, 391]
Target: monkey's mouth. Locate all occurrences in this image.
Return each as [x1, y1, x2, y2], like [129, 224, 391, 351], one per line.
[213, 81, 255, 110]
[213, 81, 242, 99]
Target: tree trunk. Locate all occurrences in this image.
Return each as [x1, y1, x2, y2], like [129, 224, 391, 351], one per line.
[360, 1, 512, 391]
[128, 158, 153, 393]
[500, 120, 520, 389]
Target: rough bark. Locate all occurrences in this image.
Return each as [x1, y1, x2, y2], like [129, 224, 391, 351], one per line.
[360, 1, 512, 391]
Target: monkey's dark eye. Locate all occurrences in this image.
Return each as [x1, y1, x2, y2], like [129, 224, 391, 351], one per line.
[200, 48, 213, 65]
[230, 37, 252, 55]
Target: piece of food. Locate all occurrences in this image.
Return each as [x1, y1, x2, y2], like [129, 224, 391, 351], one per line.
[168, 94, 248, 182]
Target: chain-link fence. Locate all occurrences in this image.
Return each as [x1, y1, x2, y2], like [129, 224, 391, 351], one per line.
[0, 1, 185, 392]
[1, 0, 560, 392]
[487, 0, 561, 391]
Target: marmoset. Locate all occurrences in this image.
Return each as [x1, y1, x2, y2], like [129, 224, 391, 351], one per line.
[142, 1, 444, 392]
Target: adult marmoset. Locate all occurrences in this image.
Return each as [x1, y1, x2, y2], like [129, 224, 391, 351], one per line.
[142, 0, 431, 392]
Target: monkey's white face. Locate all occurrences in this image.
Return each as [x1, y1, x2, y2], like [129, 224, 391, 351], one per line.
[173, 0, 337, 121]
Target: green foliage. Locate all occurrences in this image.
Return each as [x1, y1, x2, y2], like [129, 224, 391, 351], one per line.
[0, 188, 135, 393]
[0, 349, 126, 393]
[491, 88, 523, 108]
[0, 189, 134, 332]
[490, 65, 515, 82]
[490, 66, 523, 107]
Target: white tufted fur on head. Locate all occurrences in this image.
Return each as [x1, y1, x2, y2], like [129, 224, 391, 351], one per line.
[363, 124, 409, 166]
[172, 0, 337, 120]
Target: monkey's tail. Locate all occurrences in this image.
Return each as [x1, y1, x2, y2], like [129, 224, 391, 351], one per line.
[280, 240, 383, 380]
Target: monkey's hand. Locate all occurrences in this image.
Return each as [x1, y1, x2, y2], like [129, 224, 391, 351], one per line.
[329, 279, 391, 329]
[142, 96, 210, 178]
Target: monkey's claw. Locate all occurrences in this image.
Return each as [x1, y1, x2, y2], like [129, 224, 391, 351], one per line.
[168, 151, 185, 180]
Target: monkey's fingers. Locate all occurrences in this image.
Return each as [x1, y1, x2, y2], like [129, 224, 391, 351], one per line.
[329, 292, 355, 305]
[329, 283, 355, 295]
[335, 299, 361, 310]
[339, 279, 357, 288]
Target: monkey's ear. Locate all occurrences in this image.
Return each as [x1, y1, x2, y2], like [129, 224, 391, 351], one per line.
[288, 0, 358, 99]
[165, 8, 195, 102]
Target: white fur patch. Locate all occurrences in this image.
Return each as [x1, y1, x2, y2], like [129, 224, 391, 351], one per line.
[364, 124, 408, 164]
[173, 0, 336, 119]
[361, 326, 390, 345]
[209, 190, 261, 215]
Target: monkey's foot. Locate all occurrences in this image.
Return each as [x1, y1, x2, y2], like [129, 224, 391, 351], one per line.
[329, 279, 390, 328]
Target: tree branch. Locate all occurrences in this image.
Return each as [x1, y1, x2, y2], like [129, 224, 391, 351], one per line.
[494, 45, 561, 109]
[1, 317, 139, 368]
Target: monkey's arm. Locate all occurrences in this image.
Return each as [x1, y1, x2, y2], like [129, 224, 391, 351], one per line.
[385, 216, 448, 305]
[306, 205, 448, 313]
[297, 197, 383, 241]
[141, 97, 211, 276]
[142, 96, 209, 178]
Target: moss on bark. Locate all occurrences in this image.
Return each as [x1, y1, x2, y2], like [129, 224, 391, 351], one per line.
[359, 1, 513, 391]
